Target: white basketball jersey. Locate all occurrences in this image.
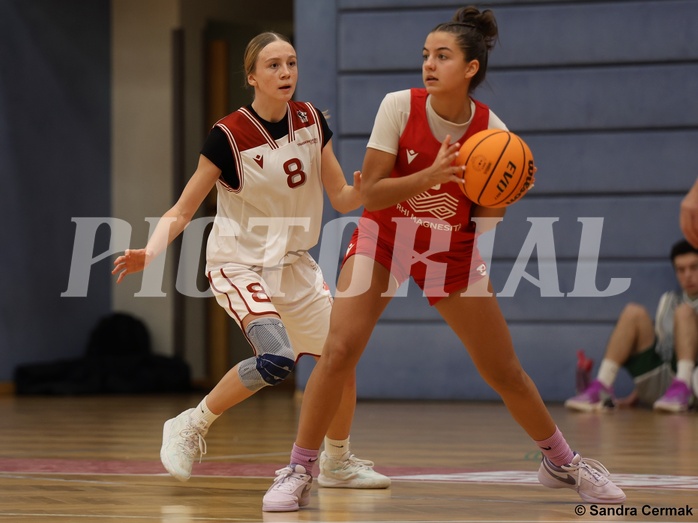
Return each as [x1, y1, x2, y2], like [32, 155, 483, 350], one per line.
[206, 102, 325, 271]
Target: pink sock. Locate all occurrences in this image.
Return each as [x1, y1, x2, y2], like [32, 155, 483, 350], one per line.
[535, 427, 574, 466]
[290, 443, 319, 476]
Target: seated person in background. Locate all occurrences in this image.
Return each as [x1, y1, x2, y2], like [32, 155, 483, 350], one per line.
[565, 239, 698, 413]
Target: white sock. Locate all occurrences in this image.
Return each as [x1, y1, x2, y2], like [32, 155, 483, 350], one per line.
[190, 396, 220, 426]
[675, 360, 695, 385]
[596, 359, 620, 389]
[324, 436, 350, 460]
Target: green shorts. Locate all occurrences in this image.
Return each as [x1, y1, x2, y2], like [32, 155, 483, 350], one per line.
[623, 339, 676, 406]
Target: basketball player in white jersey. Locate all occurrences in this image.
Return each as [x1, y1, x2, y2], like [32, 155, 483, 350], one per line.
[263, 6, 625, 511]
[113, 32, 389, 492]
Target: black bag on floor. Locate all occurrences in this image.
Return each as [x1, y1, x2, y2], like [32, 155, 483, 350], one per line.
[14, 313, 191, 395]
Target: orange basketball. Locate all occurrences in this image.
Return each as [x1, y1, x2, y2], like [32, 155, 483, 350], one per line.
[454, 129, 535, 208]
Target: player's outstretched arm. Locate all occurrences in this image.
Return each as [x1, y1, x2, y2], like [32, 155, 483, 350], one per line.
[112, 154, 221, 283]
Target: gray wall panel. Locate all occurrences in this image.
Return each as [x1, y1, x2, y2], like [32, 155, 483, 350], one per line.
[479, 65, 698, 132]
[340, 131, 698, 195]
[492, 195, 683, 258]
[339, 1, 698, 70]
[0, 0, 111, 381]
[376, 261, 676, 323]
[297, 322, 635, 401]
[339, 65, 698, 134]
[520, 131, 698, 194]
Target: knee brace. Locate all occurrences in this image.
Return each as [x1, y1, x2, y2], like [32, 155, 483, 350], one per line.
[238, 317, 295, 391]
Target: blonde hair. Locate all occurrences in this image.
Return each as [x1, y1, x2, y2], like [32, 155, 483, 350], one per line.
[243, 32, 293, 89]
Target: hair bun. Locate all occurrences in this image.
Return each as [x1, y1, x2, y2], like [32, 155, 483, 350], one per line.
[451, 5, 498, 46]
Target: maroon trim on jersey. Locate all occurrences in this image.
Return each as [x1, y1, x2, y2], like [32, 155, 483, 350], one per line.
[304, 103, 324, 147]
[215, 122, 245, 193]
[287, 105, 295, 142]
[208, 268, 280, 327]
[217, 177, 236, 192]
[288, 101, 318, 142]
[239, 107, 279, 149]
[208, 269, 244, 325]
[212, 102, 321, 193]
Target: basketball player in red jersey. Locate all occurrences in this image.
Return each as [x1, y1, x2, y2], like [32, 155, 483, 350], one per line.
[263, 6, 626, 511]
[113, 32, 389, 491]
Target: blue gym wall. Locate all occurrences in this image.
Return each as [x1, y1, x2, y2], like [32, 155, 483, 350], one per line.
[294, 0, 698, 400]
[0, 0, 112, 381]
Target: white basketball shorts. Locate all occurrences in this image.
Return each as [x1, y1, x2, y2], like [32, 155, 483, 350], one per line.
[207, 252, 332, 358]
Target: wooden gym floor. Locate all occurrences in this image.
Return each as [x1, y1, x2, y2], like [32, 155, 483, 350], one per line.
[0, 389, 696, 522]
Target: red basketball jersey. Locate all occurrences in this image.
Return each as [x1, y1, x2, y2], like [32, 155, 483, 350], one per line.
[361, 88, 491, 252]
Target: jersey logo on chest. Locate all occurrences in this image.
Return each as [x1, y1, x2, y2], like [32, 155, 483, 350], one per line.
[406, 191, 459, 220]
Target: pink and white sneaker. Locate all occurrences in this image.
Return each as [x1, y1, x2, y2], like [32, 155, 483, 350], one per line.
[262, 464, 312, 512]
[564, 380, 615, 412]
[653, 379, 693, 413]
[538, 454, 626, 504]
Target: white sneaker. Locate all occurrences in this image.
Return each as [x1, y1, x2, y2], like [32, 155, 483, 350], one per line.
[262, 465, 312, 512]
[318, 451, 391, 488]
[160, 408, 208, 481]
[538, 454, 626, 504]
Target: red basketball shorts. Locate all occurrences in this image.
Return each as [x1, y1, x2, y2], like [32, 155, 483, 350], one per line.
[343, 217, 488, 305]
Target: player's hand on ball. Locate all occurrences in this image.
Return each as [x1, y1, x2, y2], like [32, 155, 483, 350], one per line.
[112, 248, 147, 283]
[428, 135, 464, 187]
